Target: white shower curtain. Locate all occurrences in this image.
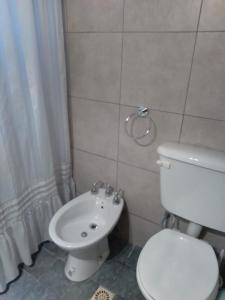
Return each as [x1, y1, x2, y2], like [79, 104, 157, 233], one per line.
[0, 0, 74, 292]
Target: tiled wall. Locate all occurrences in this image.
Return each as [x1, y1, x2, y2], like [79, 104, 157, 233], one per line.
[63, 0, 225, 248]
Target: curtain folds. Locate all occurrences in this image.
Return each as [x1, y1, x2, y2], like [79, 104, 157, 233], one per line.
[0, 0, 74, 292]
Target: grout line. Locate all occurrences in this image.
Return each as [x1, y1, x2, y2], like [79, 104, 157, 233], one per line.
[74, 147, 117, 162]
[74, 147, 160, 175]
[116, 0, 126, 190]
[62, 0, 68, 33]
[121, 30, 196, 34]
[116, 259, 138, 273]
[178, 117, 184, 142]
[118, 159, 159, 175]
[127, 246, 136, 258]
[70, 96, 225, 122]
[184, 114, 225, 123]
[66, 30, 225, 34]
[178, 0, 204, 141]
[66, 30, 198, 34]
[63, 31, 75, 166]
[67, 31, 124, 34]
[70, 96, 183, 116]
[70, 95, 120, 106]
[129, 212, 161, 227]
[126, 106, 182, 116]
[198, 30, 225, 33]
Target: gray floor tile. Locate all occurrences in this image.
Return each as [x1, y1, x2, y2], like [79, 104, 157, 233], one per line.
[2, 237, 144, 300]
[38, 260, 71, 299]
[108, 238, 141, 270]
[91, 259, 143, 299]
[106, 265, 144, 299]
[114, 296, 126, 300]
[63, 280, 98, 300]
[1, 271, 38, 300]
[23, 280, 59, 300]
[24, 248, 57, 279]
[117, 246, 141, 270]
[108, 244, 132, 263]
[91, 260, 124, 287]
[43, 241, 67, 261]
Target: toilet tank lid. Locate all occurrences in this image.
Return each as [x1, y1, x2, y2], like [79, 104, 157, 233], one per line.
[158, 142, 225, 173]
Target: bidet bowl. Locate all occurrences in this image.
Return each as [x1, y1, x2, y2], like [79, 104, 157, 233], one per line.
[49, 189, 124, 281]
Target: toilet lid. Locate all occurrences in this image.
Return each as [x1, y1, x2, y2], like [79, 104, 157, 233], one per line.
[137, 229, 218, 300]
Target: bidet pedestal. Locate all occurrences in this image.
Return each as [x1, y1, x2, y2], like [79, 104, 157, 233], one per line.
[64, 237, 109, 281]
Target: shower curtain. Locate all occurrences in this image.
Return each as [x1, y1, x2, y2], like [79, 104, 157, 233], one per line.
[0, 0, 74, 292]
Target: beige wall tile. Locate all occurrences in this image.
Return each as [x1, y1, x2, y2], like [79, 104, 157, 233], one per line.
[114, 211, 160, 246]
[68, 33, 122, 102]
[118, 163, 164, 224]
[66, 0, 123, 32]
[199, 0, 225, 31]
[181, 116, 225, 152]
[65, 0, 225, 247]
[121, 33, 195, 113]
[73, 149, 117, 193]
[129, 214, 161, 247]
[124, 0, 201, 31]
[119, 106, 182, 172]
[186, 33, 225, 120]
[72, 98, 119, 159]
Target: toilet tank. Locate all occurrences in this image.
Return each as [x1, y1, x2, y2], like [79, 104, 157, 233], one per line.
[157, 143, 225, 233]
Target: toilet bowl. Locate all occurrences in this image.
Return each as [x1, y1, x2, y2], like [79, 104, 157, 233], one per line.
[49, 188, 124, 281]
[137, 229, 219, 300]
[136, 143, 225, 300]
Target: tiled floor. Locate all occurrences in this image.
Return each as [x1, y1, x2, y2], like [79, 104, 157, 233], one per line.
[1, 236, 145, 300]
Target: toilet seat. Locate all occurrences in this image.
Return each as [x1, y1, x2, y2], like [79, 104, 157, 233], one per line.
[137, 229, 219, 300]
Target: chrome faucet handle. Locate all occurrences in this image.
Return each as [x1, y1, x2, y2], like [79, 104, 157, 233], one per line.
[91, 181, 104, 194]
[105, 184, 114, 197]
[113, 189, 124, 205]
[118, 189, 124, 198]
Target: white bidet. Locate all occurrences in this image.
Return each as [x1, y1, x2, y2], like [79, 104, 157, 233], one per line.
[49, 187, 124, 281]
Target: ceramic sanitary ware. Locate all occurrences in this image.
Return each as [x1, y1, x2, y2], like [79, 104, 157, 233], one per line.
[137, 143, 225, 300]
[49, 187, 124, 281]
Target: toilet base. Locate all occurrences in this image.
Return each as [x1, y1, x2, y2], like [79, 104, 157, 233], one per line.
[64, 237, 109, 281]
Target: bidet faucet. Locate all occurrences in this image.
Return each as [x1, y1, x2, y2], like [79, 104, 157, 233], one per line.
[113, 189, 124, 205]
[105, 184, 114, 197]
[91, 181, 104, 194]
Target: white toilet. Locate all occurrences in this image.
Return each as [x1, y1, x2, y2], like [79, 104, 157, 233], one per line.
[137, 142, 225, 300]
[49, 185, 124, 281]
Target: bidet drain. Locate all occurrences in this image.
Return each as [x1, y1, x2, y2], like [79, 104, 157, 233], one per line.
[81, 231, 88, 237]
[89, 223, 98, 230]
[90, 287, 114, 300]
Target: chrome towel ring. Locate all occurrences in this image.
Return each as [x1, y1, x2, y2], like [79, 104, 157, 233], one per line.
[124, 106, 156, 147]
